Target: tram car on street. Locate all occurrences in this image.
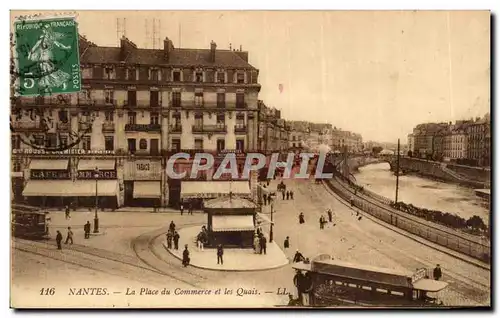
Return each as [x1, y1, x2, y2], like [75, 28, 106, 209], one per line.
[292, 254, 448, 307]
[11, 208, 50, 239]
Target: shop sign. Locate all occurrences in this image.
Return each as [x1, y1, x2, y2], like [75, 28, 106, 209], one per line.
[124, 160, 161, 180]
[30, 170, 71, 180]
[77, 170, 117, 179]
[13, 149, 116, 156]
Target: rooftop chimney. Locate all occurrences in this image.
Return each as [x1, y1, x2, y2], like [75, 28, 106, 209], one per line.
[210, 40, 216, 63]
[239, 44, 242, 51]
[120, 36, 137, 62]
[164, 37, 174, 62]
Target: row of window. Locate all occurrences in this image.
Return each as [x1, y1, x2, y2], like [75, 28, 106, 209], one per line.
[83, 67, 251, 84]
[170, 138, 245, 152]
[12, 134, 246, 153]
[21, 90, 247, 109]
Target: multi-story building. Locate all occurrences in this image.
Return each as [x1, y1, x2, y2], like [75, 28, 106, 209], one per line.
[11, 35, 261, 208]
[411, 122, 449, 159]
[288, 130, 305, 150]
[258, 101, 289, 153]
[467, 114, 491, 167]
[331, 128, 363, 153]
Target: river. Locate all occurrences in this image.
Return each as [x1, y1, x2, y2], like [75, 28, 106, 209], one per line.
[355, 162, 490, 225]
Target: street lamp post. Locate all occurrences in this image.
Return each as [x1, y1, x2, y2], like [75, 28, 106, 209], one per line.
[93, 167, 99, 233]
[269, 203, 274, 243]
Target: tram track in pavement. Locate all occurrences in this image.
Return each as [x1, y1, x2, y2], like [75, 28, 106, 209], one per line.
[301, 181, 490, 305]
[130, 224, 210, 283]
[13, 230, 205, 288]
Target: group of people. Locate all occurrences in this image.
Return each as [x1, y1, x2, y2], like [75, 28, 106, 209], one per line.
[166, 221, 181, 250]
[179, 201, 194, 215]
[253, 228, 268, 254]
[55, 226, 74, 250]
[319, 209, 334, 229]
[281, 190, 294, 201]
[55, 218, 93, 250]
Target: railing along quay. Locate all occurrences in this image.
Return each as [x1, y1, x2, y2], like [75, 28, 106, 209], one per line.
[324, 177, 490, 263]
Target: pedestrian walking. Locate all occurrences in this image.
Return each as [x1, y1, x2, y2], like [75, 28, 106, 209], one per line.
[286, 191, 290, 200]
[260, 235, 267, 255]
[56, 230, 63, 250]
[169, 221, 176, 232]
[173, 231, 180, 250]
[180, 202, 184, 215]
[65, 205, 70, 220]
[293, 250, 305, 263]
[319, 217, 324, 230]
[188, 202, 193, 215]
[166, 231, 173, 249]
[327, 209, 333, 222]
[433, 264, 442, 281]
[284, 236, 290, 249]
[254, 234, 261, 254]
[217, 244, 224, 265]
[282, 190, 286, 200]
[299, 212, 305, 224]
[290, 190, 294, 200]
[182, 245, 190, 267]
[64, 227, 74, 245]
[84, 221, 91, 239]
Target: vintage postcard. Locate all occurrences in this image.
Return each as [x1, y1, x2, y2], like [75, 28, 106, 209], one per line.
[9, 10, 491, 308]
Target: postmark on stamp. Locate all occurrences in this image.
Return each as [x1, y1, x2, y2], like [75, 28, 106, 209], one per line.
[13, 16, 81, 96]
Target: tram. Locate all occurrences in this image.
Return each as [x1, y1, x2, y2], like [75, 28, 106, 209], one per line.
[292, 254, 448, 307]
[11, 208, 50, 239]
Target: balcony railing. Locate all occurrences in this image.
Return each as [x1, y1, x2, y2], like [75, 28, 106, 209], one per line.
[168, 101, 246, 109]
[125, 123, 161, 132]
[124, 100, 162, 108]
[129, 149, 161, 156]
[78, 99, 116, 107]
[234, 124, 247, 134]
[166, 149, 251, 157]
[169, 124, 182, 133]
[192, 124, 227, 133]
[102, 122, 115, 132]
[56, 122, 70, 132]
[79, 122, 92, 132]
[11, 121, 45, 132]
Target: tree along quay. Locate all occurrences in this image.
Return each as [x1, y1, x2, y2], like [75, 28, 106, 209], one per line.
[323, 177, 490, 263]
[348, 177, 488, 237]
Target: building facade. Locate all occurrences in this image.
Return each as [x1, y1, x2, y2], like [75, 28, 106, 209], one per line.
[11, 35, 261, 208]
[257, 101, 289, 153]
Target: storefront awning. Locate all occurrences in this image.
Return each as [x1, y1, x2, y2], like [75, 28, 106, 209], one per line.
[29, 159, 69, 170]
[181, 181, 251, 199]
[133, 181, 161, 199]
[22, 180, 119, 197]
[78, 159, 116, 171]
[212, 215, 255, 232]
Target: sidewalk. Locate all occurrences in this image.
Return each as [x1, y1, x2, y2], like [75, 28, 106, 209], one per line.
[41, 206, 185, 214]
[163, 225, 289, 271]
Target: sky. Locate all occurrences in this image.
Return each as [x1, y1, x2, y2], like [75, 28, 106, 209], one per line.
[10, 10, 490, 143]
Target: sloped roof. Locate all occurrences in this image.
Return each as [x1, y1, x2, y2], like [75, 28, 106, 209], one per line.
[81, 46, 255, 69]
[204, 196, 257, 209]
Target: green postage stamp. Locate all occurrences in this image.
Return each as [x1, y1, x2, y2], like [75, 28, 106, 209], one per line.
[14, 16, 81, 96]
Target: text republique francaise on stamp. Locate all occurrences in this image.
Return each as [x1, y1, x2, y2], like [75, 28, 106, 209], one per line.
[14, 16, 81, 96]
